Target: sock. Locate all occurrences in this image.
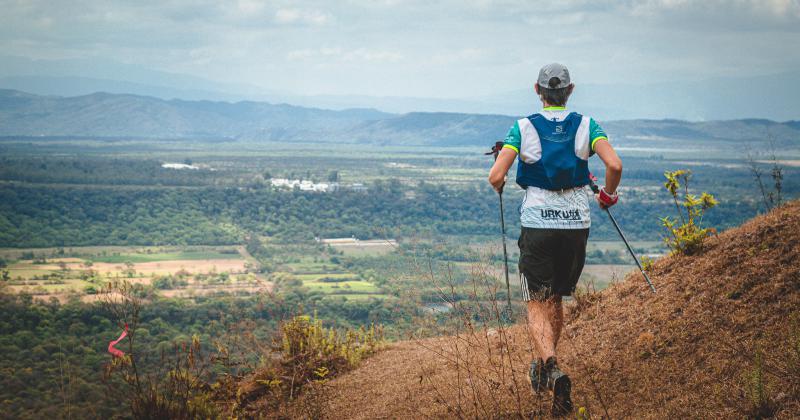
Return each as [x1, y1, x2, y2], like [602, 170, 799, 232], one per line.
[545, 356, 558, 370]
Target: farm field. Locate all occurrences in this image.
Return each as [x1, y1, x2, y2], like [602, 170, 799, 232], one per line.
[579, 264, 637, 290]
[276, 255, 387, 300]
[587, 240, 665, 255]
[0, 200, 656, 307]
[1, 245, 269, 302]
[323, 239, 398, 256]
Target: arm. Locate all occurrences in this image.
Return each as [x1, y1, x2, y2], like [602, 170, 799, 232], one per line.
[593, 139, 622, 208]
[594, 140, 622, 193]
[488, 148, 517, 193]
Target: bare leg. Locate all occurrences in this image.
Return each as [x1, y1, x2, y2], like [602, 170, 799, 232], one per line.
[526, 295, 563, 361]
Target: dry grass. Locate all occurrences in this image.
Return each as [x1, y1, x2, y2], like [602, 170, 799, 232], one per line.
[282, 201, 800, 418]
[7, 258, 247, 279]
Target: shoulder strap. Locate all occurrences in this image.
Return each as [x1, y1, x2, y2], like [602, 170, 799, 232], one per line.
[527, 113, 542, 123]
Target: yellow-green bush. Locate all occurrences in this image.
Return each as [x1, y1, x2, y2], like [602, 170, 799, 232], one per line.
[281, 313, 382, 368]
[229, 313, 384, 416]
[660, 170, 718, 255]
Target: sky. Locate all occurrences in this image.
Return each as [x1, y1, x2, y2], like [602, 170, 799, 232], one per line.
[1, 0, 799, 99]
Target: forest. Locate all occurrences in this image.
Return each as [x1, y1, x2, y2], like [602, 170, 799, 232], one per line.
[0, 279, 419, 418]
[0, 179, 768, 248]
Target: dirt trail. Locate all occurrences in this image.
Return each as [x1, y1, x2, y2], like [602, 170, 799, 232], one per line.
[283, 201, 800, 418]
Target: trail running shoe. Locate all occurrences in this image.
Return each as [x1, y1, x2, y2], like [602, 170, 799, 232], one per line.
[545, 358, 573, 416]
[528, 358, 546, 393]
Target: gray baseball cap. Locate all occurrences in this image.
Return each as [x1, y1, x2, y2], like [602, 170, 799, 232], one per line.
[537, 63, 571, 89]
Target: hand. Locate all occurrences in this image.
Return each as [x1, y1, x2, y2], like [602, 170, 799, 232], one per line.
[492, 175, 507, 194]
[493, 180, 505, 194]
[596, 187, 618, 209]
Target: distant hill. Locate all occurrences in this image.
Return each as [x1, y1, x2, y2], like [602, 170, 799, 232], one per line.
[2, 56, 799, 120]
[0, 89, 389, 139]
[263, 201, 800, 418]
[340, 112, 515, 146]
[1, 89, 799, 146]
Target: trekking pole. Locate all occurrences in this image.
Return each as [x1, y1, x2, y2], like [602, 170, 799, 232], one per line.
[486, 141, 513, 319]
[588, 173, 656, 293]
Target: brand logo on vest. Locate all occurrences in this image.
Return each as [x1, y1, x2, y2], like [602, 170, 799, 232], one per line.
[540, 209, 582, 220]
[554, 125, 564, 134]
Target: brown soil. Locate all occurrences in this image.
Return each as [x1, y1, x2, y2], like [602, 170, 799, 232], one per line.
[252, 201, 800, 419]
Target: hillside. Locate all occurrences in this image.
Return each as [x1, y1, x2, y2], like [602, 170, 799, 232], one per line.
[267, 201, 800, 418]
[0, 89, 389, 139]
[1, 89, 799, 146]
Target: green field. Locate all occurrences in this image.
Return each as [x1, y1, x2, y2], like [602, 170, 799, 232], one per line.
[322, 293, 391, 301]
[284, 261, 347, 274]
[302, 279, 381, 294]
[587, 241, 665, 253]
[285, 268, 383, 296]
[294, 273, 356, 281]
[264, 250, 387, 298]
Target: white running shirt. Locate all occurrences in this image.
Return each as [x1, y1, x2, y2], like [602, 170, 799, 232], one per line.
[519, 185, 592, 229]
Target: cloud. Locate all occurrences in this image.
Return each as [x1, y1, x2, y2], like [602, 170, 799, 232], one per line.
[430, 48, 486, 65]
[274, 8, 330, 25]
[236, 0, 265, 15]
[625, 0, 800, 25]
[0, 0, 798, 98]
[287, 47, 341, 60]
[287, 47, 402, 63]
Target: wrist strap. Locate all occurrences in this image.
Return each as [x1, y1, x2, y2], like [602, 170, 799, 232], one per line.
[600, 187, 618, 204]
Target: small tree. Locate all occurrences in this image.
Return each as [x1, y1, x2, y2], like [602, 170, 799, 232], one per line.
[123, 261, 136, 278]
[746, 138, 784, 212]
[660, 170, 718, 255]
[102, 281, 218, 419]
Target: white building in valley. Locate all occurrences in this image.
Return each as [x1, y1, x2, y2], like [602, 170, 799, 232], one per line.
[270, 178, 339, 192]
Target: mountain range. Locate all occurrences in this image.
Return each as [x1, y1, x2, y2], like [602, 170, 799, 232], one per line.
[1, 89, 799, 147]
[1, 55, 799, 121]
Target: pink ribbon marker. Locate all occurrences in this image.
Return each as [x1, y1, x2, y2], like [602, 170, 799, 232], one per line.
[108, 323, 128, 358]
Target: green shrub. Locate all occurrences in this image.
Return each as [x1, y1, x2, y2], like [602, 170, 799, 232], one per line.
[280, 312, 382, 375]
[640, 255, 655, 273]
[230, 313, 383, 416]
[660, 170, 718, 255]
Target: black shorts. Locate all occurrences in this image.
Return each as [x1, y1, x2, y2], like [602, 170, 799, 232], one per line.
[518, 227, 589, 300]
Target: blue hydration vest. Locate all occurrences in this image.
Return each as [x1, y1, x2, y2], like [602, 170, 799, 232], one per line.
[515, 112, 591, 190]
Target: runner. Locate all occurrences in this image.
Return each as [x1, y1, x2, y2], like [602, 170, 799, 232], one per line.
[488, 63, 623, 416]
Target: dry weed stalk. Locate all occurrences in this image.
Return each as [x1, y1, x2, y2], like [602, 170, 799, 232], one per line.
[100, 280, 219, 419]
[404, 244, 608, 418]
[746, 138, 785, 213]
